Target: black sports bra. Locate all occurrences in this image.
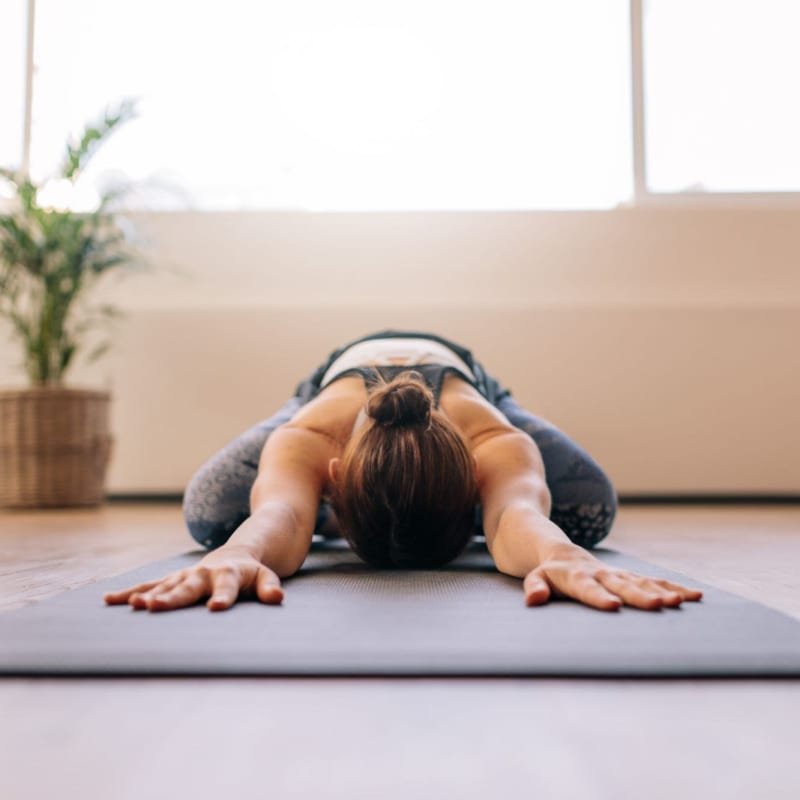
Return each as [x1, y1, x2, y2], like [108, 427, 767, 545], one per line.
[322, 364, 481, 408]
[294, 330, 512, 408]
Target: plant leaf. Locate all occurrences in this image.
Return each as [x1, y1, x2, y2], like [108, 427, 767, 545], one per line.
[85, 340, 111, 364]
[61, 98, 139, 181]
[59, 342, 76, 373]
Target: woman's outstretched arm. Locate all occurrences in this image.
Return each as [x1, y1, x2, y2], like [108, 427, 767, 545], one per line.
[475, 430, 703, 611]
[474, 428, 569, 576]
[104, 424, 334, 612]
[237, 424, 335, 575]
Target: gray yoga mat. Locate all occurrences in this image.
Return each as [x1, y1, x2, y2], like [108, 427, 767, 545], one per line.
[2, 539, 800, 677]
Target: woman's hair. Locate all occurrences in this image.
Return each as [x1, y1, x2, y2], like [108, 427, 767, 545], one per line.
[329, 371, 478, 569]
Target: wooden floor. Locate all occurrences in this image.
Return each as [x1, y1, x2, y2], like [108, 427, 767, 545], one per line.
[1, 502, 799, 800]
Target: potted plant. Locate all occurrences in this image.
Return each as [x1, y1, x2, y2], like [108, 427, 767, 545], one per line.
[0, 100, 144, 508]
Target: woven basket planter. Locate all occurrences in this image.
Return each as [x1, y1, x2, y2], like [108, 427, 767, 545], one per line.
[0, 387, 113, 508]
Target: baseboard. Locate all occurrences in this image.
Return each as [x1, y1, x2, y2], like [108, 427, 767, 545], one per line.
[618, 494, 800, 505]
[106, 493, 184, 504]
[104, 493, 800, 506]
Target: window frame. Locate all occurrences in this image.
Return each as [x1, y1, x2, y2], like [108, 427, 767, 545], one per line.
[21, 0, 34, 176]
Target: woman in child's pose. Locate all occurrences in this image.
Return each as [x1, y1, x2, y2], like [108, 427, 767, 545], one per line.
[105, 330, 702, 613]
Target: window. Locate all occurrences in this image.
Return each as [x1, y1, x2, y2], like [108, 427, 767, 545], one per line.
[27, 0, 632, 211]
[643, 0, 800, 194]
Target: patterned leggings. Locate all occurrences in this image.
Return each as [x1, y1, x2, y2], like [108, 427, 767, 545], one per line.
[182, 381, 618, 554]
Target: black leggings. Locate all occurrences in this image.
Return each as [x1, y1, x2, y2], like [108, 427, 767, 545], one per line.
[182, 336, 618, 552]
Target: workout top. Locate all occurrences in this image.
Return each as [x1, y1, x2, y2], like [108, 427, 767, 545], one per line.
[294, 329, 512, 408]
[318, 337, 482, 408]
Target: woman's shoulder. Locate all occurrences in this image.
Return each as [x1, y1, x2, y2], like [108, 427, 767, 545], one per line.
[439, 375, 520, 450]
[253, 380, 363, 494]
[283, 376, 366, 447]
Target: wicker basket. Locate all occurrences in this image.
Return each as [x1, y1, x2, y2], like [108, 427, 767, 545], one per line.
[0, 387, 113, 508]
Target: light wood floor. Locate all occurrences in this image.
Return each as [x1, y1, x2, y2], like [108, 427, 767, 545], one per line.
[1, 503, 799, 800]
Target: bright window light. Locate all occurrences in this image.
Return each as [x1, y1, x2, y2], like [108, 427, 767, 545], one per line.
[31, 0, 632, 211]
[644, 0, 800, 193]
[0, 0, 27, 175]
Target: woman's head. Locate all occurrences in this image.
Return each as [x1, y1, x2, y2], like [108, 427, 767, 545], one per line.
[328, 371, 478, 569]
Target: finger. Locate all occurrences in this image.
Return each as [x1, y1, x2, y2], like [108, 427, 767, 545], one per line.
[255, 565, 284, 605]
[104, 580, 163, 605]
[206, 568, 242, 611]
[594, 573, 666, 611]
[522, 572, 551, 606]
[616, 571, 703, 602]
[135, 572, 186, 600]
[609, 572, 683, 606]
[129, 572, 189, 609]
[572, 574, 623, 611]
[645, 577, 703, 601]
[633, 577, 684, 606]
[142, 572, 211, 612]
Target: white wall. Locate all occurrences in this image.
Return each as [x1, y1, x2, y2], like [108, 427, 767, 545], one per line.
[1, 207, 798, 494]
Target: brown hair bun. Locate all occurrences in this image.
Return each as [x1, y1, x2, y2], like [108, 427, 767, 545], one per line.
[366, 372, 433, 427]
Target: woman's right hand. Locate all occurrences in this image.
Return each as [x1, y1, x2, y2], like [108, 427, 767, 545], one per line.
[103, 545, 284, 612]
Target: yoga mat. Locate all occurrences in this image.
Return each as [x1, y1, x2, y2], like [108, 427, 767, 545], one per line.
[2, 540, 800, 677]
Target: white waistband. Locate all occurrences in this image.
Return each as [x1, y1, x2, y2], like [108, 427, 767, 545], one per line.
[320, 337, 475, 387]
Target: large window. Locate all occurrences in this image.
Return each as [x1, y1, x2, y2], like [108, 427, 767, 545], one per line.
[643, 0, 800, 194]
[3, 1, 798, 210]
[17, 0, 633, 211]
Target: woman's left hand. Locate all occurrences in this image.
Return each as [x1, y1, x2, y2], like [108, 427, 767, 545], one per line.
[522, 548, 703, 612]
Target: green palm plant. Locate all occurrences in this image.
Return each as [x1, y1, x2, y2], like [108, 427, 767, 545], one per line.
[0, 100, 144, 386]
